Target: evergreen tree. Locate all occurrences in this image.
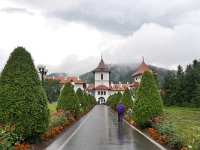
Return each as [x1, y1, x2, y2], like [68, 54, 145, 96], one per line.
[133, 71, 164, 126]
[111, 92, 122, 110]
[174, 65, 185, 105]
[162, 71, 177, 106]
[121, 88, 133, 110]
[76, 88, 86, 110]
[57, 82, 81, 118]
[0, 47, 49, 139]
[43, 79, 61, 103]
[83, 92, 90, 109]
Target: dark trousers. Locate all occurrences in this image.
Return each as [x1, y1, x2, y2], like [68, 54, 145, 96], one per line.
[118, 112, 124, 123]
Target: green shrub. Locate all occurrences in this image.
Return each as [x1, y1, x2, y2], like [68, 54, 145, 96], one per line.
[133, 71, 164, 126]
[0, 47, 49, 140]
[57, 82, 81, 118]
[152, 120, 183, 149]
[121, 89, 133, 111]
[0, 122, 19, 149]
[50, 109, 66, 127]
[76, 88, 86, 110]
[111, 92, 122, 110]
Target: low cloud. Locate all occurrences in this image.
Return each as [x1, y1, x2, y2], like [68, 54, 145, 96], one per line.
[48, 55, 99, 76]
[1, 7, 34, 15]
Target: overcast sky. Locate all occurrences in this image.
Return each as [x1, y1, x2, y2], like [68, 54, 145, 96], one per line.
[0, 0, 200, 75]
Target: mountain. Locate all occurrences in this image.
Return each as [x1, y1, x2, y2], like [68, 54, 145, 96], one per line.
[48, 72, 67, 77]
[80, 63, 171, 86]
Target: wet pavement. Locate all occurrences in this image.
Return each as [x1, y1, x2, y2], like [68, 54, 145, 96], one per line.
[46, 105, 164, 150]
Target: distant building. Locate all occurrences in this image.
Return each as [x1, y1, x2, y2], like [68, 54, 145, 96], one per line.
[86, 57, 130, 104]
[45, 76, 86, 91]
[131, 57, 152, 84]
[46, 57, 152, 104]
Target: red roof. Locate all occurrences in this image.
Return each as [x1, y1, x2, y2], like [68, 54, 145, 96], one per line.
[45, 76, 85, 84]
[129, 82, 140, 87]
[110, 84, 129, 91]
[86, 84, 95, 91]
[93, 57, 110, 73]
[132, 58, 151, 77]
[95, 85, 111, 90]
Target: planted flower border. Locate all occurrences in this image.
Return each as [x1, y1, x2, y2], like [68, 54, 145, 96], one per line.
[41, 107, 92, 142]
[108, 106, 189, 150]
[0, 107, 93, 150]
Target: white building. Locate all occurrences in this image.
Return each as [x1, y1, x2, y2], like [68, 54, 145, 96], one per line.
[86, 57, 130, 104]
[46, 76, 86, 91]
[131, 57, 152, 84]
[86, 57, 152, 104]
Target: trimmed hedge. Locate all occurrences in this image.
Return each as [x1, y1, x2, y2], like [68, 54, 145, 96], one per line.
[76, 88, 87, 110]
[0, 47, 49, 140]
[57, 82, 81, 118]
[133, 71, 164, 126]
[121, 88, 133, 110]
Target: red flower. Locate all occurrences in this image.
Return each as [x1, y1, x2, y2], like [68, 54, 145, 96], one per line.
[67, 112, 71, 117]
[153, 117, 159, 123]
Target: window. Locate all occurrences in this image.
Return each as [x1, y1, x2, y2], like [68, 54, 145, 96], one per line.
[98, 91, 100, 95]
[101, 74, 103, 80]
[104, 91, 106, 95]
[101, 91, 103, 95]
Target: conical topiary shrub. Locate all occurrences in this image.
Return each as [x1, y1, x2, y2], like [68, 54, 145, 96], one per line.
[121, 88, 133, 111]
[57, 82, 81, 118]
[133, 71, 164, 126]
[76, 88, 86, 111]
[0, 47, 49, 140]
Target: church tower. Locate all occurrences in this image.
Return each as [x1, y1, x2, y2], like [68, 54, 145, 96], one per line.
[132, 57, 152, 83]
[93, 57, 111, 104]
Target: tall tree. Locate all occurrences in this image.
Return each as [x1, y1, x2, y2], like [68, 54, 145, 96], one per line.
[121, 88, 133, 110]
[0, 47, 49, 139]
[43, 79, 61, 103]
[133, 71, 164, 126]
[76, 88, 86, 110]
[162, 71, 178, 106]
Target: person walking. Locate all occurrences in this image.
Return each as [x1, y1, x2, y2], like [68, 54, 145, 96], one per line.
[116, 101, 125, 124]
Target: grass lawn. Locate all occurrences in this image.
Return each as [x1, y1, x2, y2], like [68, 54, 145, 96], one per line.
[48, 103, 57, 114]
[164, 107, 200, 148]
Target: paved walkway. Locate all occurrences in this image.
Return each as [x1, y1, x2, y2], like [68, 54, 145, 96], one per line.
[46, 105, 164, 150]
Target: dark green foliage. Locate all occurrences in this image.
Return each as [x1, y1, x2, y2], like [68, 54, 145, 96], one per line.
[106, 92, 122, 111]
[43, 79, 61, 103]
[121, 89, 133, 110]
[88, 94, 96, 108]
[0, 47, 49, 139]
[162, 59, 200, 107]
[133, 71, 164, 126]
[57, 82, 81, 118]
[162, 71, 178, 106]
[83, 93, 89, 108]
[111, 92, 122, 110]
[76, 88, 87, 110]
[152, 120, 183, 149]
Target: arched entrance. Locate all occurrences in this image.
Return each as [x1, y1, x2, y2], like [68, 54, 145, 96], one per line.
[98, 97, 105, 104]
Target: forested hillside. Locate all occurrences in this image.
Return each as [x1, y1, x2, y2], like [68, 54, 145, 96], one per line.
[80, 63, 170, 85]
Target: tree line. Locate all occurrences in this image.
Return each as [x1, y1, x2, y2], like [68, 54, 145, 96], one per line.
[162, 59, 200, 107]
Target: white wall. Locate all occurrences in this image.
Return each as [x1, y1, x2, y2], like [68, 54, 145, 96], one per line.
[74, 83, 84, 91]
[134, 75, 142, 83]
[95, 90, 110, 103]
[95, 72, 109, 87]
